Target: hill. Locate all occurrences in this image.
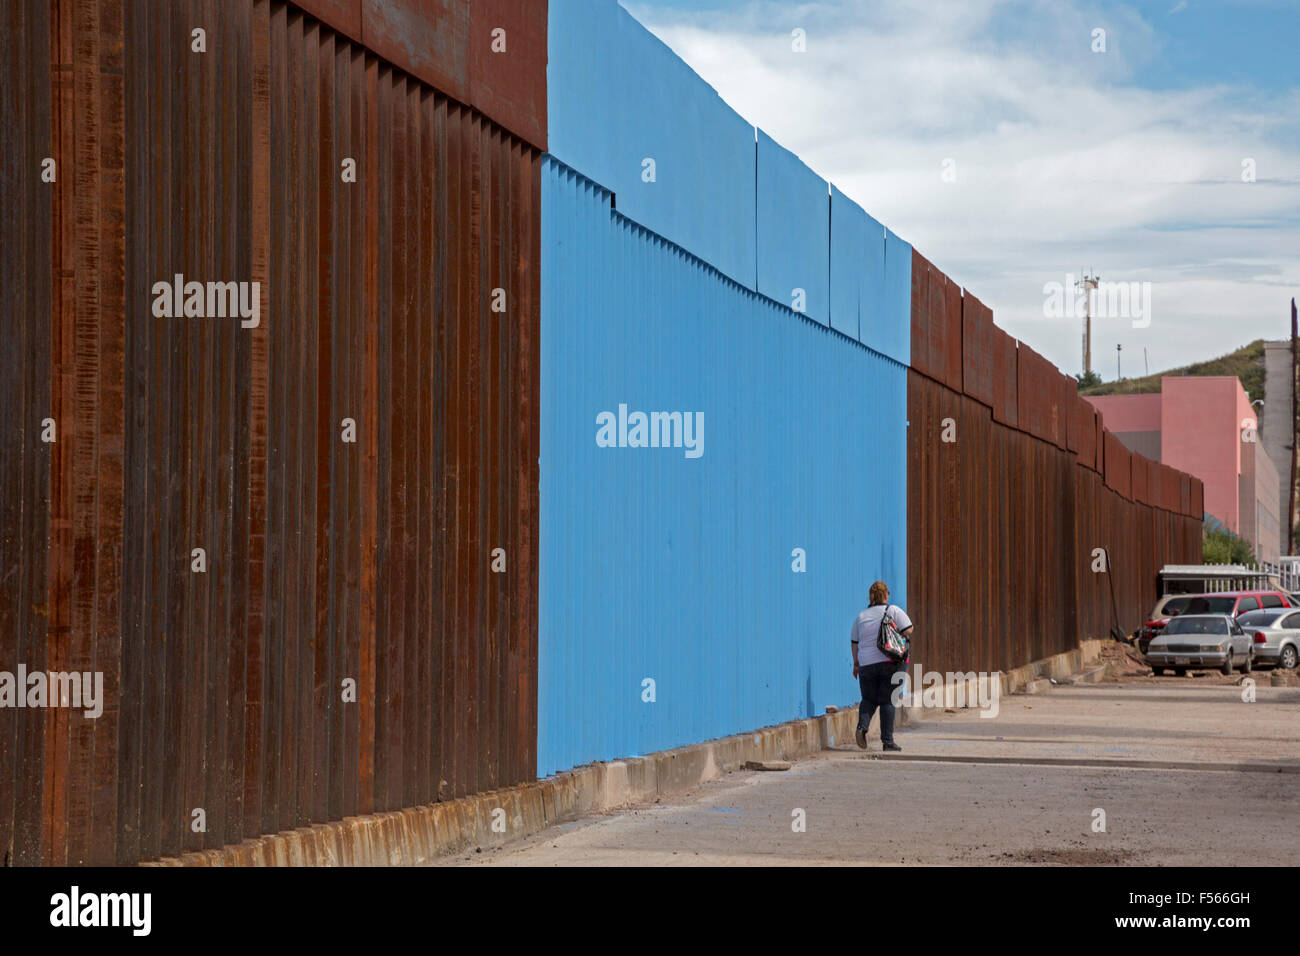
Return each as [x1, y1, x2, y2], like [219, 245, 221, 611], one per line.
[1079, 339, 1269, 403]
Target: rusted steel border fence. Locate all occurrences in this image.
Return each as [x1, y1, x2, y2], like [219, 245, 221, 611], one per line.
[1, 0, 542, 866]
[907, 250, 1202, 677]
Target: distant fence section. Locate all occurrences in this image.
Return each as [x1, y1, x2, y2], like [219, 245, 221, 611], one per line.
[906, 258, 1203, 677]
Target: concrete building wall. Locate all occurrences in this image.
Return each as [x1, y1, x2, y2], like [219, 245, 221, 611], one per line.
[1161, 377, 1243, 533]
[1261, 340, 1293, 551]
[1246, 441, 1281, 562]
[1086, 392, 1162, 432]
[1086, 392, 1161, 470]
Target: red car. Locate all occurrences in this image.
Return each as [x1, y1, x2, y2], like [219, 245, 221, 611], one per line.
[1138, 590, 1294, 654]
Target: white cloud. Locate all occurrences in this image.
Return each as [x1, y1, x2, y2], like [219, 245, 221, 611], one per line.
[625, 0, 1300, 376]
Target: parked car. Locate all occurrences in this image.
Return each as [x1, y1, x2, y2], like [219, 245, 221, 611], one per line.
[1137, 590, 1293, 653]
[1146, 614, 1253, 676]
[1235, 608, 1300, 670]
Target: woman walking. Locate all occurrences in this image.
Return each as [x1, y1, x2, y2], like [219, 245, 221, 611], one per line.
[851, 580, 913, 751]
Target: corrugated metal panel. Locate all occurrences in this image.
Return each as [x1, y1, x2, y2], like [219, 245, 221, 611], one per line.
[467, 0, 547, 151]
[1075, 396, 1097, 470]
[547, 0, 756, 286]
[880, 229, 912, 366]
[1095, 408, 1106, 472]
[1192, 476, 1204, 518]
[910, 252, 962, 390]
[1162, 463, 1182, 514]
[1105, 432, 1133, 499]
[910, 248, 934, 379]
[1065, 378, 1080, 453]
[0, 0, 53, 867]
[756, 129, 829, 324]
[37, 0, 126, 868]
[539, 158, 908, 778]
[992, 325, 1019, 427]
[926, 262, 949, 385]
[1056, 372, 1073, 451]
[1015, 343, 1047, 441]
[831, 189, 913, 361]
[1015, 344, 1062, 446]
[829, 185, 873, 341]
[942, 276, 963, 391]
[17, 0, 540, 866]
[961, 292, 994, 408]
[1132, 452, 1150, 504]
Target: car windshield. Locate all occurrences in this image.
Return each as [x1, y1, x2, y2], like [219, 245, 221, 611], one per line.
[1162, 617, 1228, 635]
[1238, 609, 1287, 626]
[1162, 596, 1236, 616]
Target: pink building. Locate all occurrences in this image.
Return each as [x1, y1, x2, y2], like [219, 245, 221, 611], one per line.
[1087, 377, 1280, 562]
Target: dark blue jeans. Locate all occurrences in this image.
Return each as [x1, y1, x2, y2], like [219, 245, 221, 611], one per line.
[858, 660, 905, 745]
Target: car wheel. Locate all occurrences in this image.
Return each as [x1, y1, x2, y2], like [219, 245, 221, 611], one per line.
[1152, 667, 1165, 676]
[1280, 645, 1299, 670]
[1222, 650, 1233, 676]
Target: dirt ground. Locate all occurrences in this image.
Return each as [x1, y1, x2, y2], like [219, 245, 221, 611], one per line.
[439, 667, 1300, 867]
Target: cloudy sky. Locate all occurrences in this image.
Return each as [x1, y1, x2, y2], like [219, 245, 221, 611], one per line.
[625, 0, 1300, 379]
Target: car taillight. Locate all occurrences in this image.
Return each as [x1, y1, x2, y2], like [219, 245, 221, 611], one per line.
[1253, 632, 1266, 644]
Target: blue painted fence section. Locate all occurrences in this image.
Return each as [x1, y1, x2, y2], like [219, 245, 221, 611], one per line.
[547, 0, 757, 288]
[830, 186, 877, 343]
[879, 230, 913, 366]
[756, 130, 830, 324]
[539, 159, 909, 778]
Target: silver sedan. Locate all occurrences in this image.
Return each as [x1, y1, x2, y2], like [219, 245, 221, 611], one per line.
[1236, 608, 1300, 670]
[1146, 614, 1253, 676]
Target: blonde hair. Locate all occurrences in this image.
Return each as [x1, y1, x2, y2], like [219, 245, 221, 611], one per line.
[869, 581, 889, 606]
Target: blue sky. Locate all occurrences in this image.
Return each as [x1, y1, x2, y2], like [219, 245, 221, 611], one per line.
[625, 0, 1300, 378]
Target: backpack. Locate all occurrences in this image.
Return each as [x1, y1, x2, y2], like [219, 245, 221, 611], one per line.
[876, 604, 909, 663]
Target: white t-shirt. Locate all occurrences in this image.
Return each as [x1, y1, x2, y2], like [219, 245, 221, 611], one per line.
[852, 604, 913, 666]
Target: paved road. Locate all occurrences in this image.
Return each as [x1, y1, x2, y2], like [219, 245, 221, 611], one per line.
[442, 682, 1300, 866]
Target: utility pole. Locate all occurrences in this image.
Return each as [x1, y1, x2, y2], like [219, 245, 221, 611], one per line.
[1077, 272, 1100, 375]
[1144, 346, 1149, 377]
[1116, 343, 1122, 381]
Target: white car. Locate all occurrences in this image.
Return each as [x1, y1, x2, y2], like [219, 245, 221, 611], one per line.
[1146, 614, 1252, 676]
[1235, 608, 1300, 670]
